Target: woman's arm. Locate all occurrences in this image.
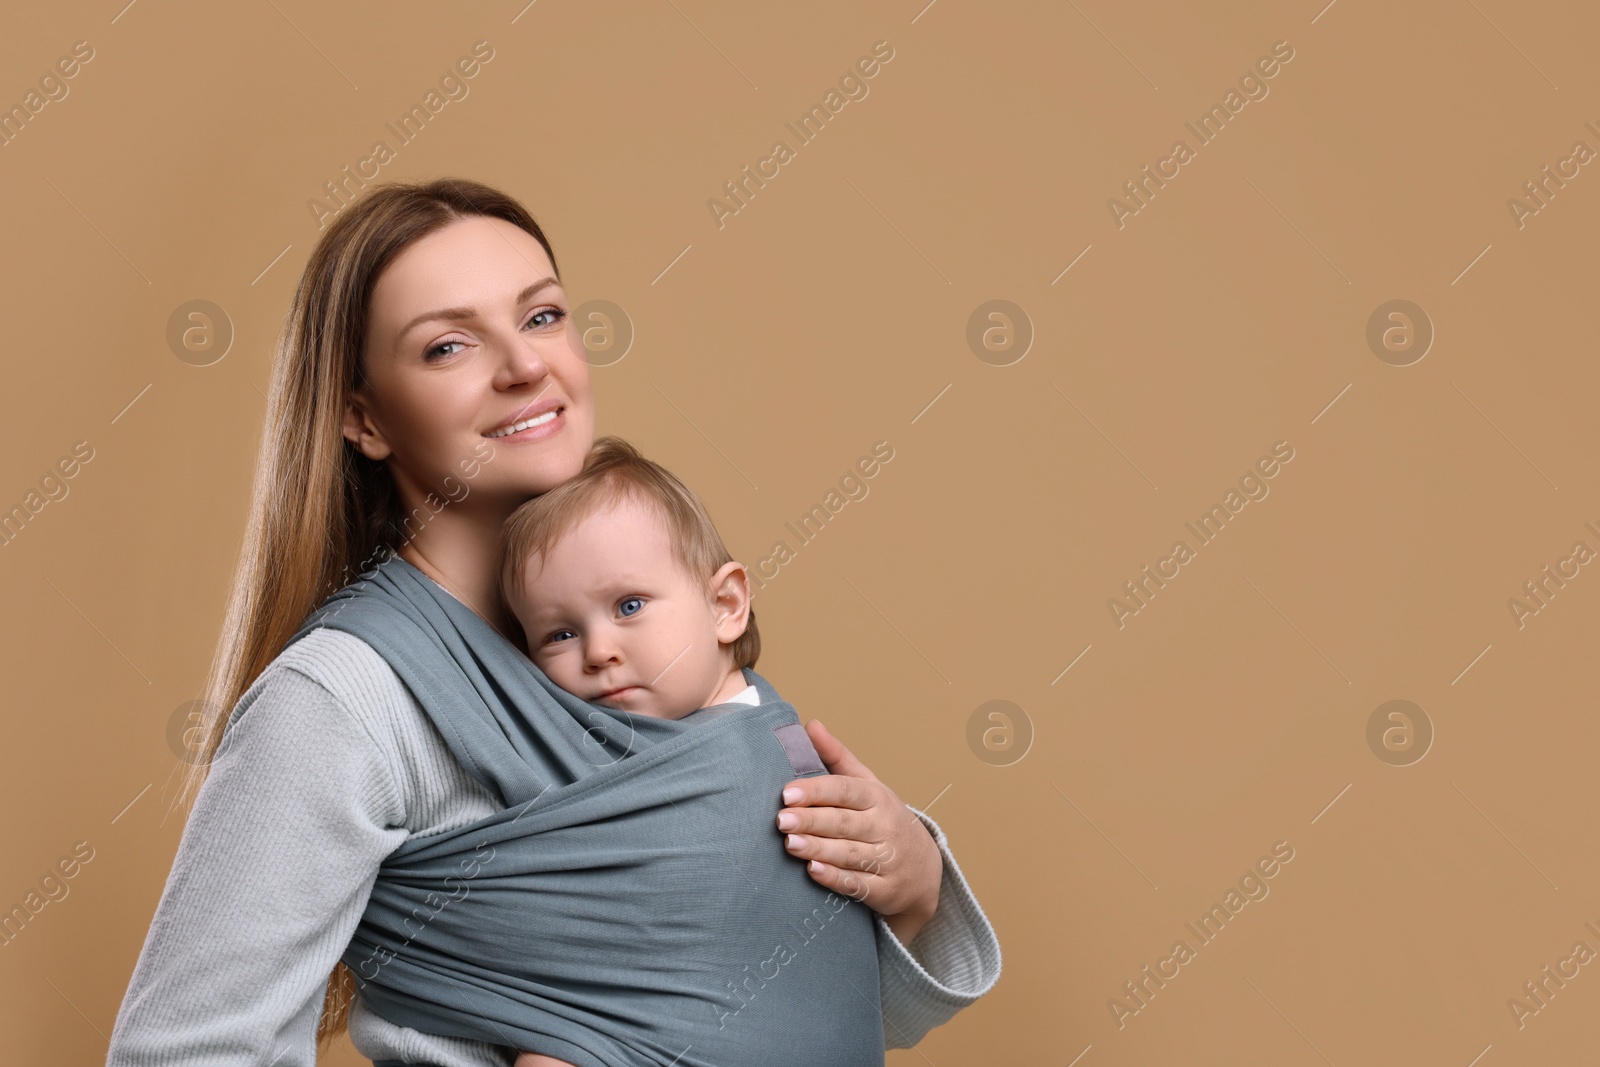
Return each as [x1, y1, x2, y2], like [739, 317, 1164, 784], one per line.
[873, 807, 1003, 1048]
[775, 721, 1002, 1048]
[106, 661, 511, 1067]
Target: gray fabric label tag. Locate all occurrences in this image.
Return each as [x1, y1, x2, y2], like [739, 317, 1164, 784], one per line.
[772, 722, 827, 777]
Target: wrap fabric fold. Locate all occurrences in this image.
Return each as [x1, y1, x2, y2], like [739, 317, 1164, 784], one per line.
[283, 555, 884, 1067]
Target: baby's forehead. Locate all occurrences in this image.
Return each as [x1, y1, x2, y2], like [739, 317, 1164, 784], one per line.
[569, 492, 672, 543]
[520, 527, 694, 589]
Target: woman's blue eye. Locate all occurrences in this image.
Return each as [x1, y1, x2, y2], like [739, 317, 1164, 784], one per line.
[423, 307, 567, 360]
[619, 597, 643, 617]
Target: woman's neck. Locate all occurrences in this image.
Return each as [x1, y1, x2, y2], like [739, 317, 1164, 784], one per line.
[394, 502, 526, 652]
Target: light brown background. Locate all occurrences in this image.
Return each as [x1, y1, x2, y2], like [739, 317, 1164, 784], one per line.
[3, 0, 1598, 1062]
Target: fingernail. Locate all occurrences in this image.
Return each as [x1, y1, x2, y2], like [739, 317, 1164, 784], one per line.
[808, 860, 823, 873]
[782, 787, 802, 804]
[776, 812, 798, 831]
[785, 834, 806, 850]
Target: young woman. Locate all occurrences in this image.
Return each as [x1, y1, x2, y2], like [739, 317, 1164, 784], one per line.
[106, 178, 1001, 1065]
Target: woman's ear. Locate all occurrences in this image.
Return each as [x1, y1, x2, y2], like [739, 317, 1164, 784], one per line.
[342, 390, 394, 461]
[707, 561, 752, 644]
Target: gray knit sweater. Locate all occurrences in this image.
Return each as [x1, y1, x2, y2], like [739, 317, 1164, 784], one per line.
[106, 627, 1001, 1065]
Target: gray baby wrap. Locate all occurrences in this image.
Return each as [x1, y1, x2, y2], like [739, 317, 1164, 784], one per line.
[283, 555, 883, 1067]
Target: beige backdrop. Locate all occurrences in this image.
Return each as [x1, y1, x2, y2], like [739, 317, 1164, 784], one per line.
[4, 0, 1599, 1062]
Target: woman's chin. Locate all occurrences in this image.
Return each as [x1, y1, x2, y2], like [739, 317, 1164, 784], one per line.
[494, 458, 589, 500]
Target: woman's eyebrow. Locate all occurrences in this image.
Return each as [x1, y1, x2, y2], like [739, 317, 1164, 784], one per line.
[397, 277, 558, 339]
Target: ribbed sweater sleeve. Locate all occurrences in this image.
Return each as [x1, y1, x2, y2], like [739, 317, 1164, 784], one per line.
[105, 661, 408, 1066]
[875, 808, 1003, 1049]
[104, 645, 513, 1067]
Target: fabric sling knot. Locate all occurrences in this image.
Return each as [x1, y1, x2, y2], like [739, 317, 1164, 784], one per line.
[282, 555, 884, 1067]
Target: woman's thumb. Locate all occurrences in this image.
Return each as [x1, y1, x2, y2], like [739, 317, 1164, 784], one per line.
[805, 719, 879, 782]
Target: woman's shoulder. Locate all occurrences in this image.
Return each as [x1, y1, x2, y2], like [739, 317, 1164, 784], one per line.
[224, 627, 407, 763]
[245, 626, 501, 835]
[266, 625, 417, 730]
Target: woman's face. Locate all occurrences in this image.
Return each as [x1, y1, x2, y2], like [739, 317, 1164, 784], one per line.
[347, 215, 596, 513]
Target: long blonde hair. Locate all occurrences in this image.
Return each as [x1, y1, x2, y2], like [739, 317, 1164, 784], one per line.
[176, 177, 561, 1050]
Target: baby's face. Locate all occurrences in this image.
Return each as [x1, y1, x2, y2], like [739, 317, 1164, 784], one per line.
[505, 496, 745, 719]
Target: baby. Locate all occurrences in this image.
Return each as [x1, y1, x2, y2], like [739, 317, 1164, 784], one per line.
[496, 434, 765, 1067]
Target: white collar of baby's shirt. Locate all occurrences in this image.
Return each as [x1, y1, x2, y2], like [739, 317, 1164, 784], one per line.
[724, 684, 759, 706]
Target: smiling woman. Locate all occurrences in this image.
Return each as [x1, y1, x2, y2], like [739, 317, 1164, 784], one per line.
[106, 177, 1000, 1067]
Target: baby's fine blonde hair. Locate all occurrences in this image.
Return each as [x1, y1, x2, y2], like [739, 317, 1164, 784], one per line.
[499, 435, 760, 668]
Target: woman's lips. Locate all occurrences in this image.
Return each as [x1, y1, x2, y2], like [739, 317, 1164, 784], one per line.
[484, 407, 564, 443]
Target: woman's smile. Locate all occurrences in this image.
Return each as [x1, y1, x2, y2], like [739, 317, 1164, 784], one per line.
[485, 401, 566, 441]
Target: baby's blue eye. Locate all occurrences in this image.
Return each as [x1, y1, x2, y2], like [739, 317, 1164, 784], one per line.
[546, 629, 575, 644]
[619, 597, 643, 617]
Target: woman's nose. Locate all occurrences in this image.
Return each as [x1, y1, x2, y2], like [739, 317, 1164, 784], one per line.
[492, 332, 551, 386]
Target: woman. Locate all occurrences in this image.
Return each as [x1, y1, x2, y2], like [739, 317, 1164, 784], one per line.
[106, 178, 1000, 1065]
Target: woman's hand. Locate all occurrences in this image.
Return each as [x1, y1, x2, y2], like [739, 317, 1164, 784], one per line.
[775, 719, 943, 946]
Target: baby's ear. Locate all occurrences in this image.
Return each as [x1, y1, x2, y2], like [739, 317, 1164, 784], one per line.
[707, 561, 752, 642]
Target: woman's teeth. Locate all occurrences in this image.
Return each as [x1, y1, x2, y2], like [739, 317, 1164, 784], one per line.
[486, 410, 557, 438]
